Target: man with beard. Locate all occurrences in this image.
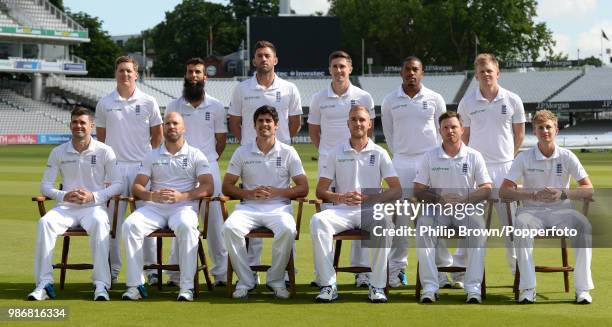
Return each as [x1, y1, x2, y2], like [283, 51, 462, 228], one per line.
[121, 112, 214, 302]
[165, 57, 228, 287]
[228, 40, 302, 279]
[95, 56, 163, 285]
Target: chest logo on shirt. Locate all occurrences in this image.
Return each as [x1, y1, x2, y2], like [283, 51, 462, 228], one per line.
[182, 157, 188, 168]
[422, 101, 428, 110]
[501, 104, 507, 115]
[350, 99, 356, 106]
[135, 105, 141, 115]
[368, 154, 376, 166]
[276, 156, 282, 168]
[556, 163, 563, 176]
[462, 163, 468, 174]
[276, 91, 281, 103]
[90, 155, 97, 165]
[205, 112, 211, 121]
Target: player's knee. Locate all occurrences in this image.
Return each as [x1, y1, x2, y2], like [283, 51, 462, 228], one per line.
[310, 212, 327, 230]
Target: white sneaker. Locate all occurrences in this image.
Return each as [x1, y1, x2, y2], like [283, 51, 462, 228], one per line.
[147, 273, 159, 286]
[177, 289, 194, 302]
[368, 286, 387, 303]
[438, 272, 452, 288]
[94, 287, 110, 301]
[466, 292, 482, 304]
[111, 275, 119, 285]
[232, 288, 249, 299]
[576, 290, 592, 304]
[315, 285, 338, 303]
[420, 291, 438, 303]
[355, 273, 370, 288]
[389, 274, 402, 288]
[518, 288, 536, 304]
[27, 284, 55, 301]
[451, 272, 465, 289]
[268, 285, 290, 299]
[122, 285, 147, 301]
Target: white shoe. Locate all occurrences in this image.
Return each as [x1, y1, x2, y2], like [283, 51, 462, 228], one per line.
[576, 290, 592, 304]
[177, 289, 194, 302]
[147, 273, 159, 286]
[438, 272, 452, 288]
[355, 273, 370, 288]
[518, 288, 536, 304]
[232, 288, 249, 299]
[122, 285, 147, 301]
[368, 286, 387, 303]
[268, 285, 290, 299]
[465, 292, 482, 304]
[420, 291, 438, 303]
[94, 287, 110, 301]
[27, 284, 55, 301]
[111, 275, 119, 285]
[389, 274, 402, 288]
[315, 285, 338, 303]
[451, 272, 465, 289]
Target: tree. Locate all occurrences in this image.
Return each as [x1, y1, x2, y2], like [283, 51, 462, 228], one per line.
[230, 0, 279, 26]
[67, 12, 122, 78]
[583, 56, 602, 67]
[49, 0, 63, 10]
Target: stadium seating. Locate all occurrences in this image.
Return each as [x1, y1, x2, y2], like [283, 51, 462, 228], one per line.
[142, 78, 239, 107]
[550, 67, 612, 102]
[0, 7, 18, 27]
[0, 88, 69, 134]
[1, 0, 81, 31]
[285, 78, 330, 105]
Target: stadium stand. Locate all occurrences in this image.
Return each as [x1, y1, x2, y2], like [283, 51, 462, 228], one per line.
[284, 78, 329, 105]
[550, 67, 612, 102]
[142, 78, 239, 107]
[558, 120, 612, 135]
[0, 0, 84, 32]
[0, 88, 69, 133]
[0, 7, 18, 27]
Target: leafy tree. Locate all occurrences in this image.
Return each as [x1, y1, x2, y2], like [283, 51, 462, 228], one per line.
[230, 0, 279, 26]
[583, 56, 602, 67]
[49, 0, 63, 10]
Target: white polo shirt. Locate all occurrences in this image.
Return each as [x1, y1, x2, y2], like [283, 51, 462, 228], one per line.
[381, 85, 445, 157]
[320, 139, 397, 195]
[40, 139, 123, 206]
[457, 86, 525, 164]
[307, 83, 375, 155]
[166, 94, 227, 161]
[228, 74, 302, 145]
[226, 139, 305, 205]
[414, 144, 491, 190]
[505, 145, 588, 206]
[95, 87, 163, 162]
[139, 141, 211, 193]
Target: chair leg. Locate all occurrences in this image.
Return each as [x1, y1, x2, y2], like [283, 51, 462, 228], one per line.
[333, 240, 342, 270]
[561, 239, 570, 293]
[513, 262, 520, 301]
[59, 236, 70, 290]
[415, 261, 421, 299]
[287, 252, 296, 297]
[481, 268, 486, 299]
[198, 240, 213, 291]
[157, 237, 163, 290]
[384, 260, 389, 296]
[227, 260, 234, 298]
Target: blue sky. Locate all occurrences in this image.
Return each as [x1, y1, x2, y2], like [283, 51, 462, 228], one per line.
[64, 0, 611, 62]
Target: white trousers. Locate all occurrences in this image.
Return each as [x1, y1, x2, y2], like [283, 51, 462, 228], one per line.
[416, 213, 487, 294]
[222, 203, 296, 290]
[107, 161, 156, 277]
[123, 202, 200, 290]
[168, 160, 228, 282]
[514, 206, 593, 291]
[311, 206, 391, 288]
[34, 205, 111, 289]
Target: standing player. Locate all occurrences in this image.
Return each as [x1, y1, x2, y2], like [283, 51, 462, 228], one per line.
[500, 110, 593, 304]
[381, 56, 447, 287]
[310, 105, 401, 303]
[28, 107, 122, 301]
[456, 53, 525, 286]
[165, 57, 228, 286]
[228, 40, 302, 274]
[308, 50, 375, 288]
[222, 105, 308, 299]
[121, 112, 214, 302]
[414, 111, 491, 304]
[95, 56, 163, 285]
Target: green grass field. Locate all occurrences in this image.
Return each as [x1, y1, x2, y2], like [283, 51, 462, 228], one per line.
[1, 144, 611, 326]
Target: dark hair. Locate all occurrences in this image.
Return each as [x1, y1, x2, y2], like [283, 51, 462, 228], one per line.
[186, 57, 206, 67]
[253, 105, 279, 124]
[254, 40, 276, 55]
[71, 106, 94, 120]
[329, 50, 352, 65]
[401, 56, 423, 68]
[438, 111, 463, 126]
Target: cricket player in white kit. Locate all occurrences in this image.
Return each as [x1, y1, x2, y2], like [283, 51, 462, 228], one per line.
[500, 110, 594, 304]
[308, 50, 375, 288]
[228, 40, 302, 271]
[414, 111, 491, 304]
[381, 56, 447, 287]
[95, 56, 163, 284]
[28, 107, 123, 301]
[311, 106, 402, 303]
[456, 53, 525, 284]
[121, 112, 214, 302]
[222, 105, 309, 299]
[165, 57, 228, 286]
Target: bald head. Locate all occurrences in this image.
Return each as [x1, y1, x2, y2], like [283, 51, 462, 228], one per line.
[163, 111, 185, 142]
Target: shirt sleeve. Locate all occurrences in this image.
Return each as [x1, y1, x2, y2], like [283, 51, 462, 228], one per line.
[566, 151, 588, 182]
[225, 147, 243, 176]
[379, 149, 398, 179]
[307, 93, 321, 125]
[94, 99, 106, 128]
[138, 152, 153, 177]
[380, 94, 394, 152]
[228, 85, 242, 116]
[504, 152, 525, 184]
[511, 95, 526, 124]
[457, 97, 470, 127]
[473, 152, 492, 185]
[214, 104, 228, 133]
[40, 147, 67, 201]
[92, 147, 123, 205]
[149, 99, 163, 127]
[413, 152, 432, 187]
[194, 149, 211, 177]
[288, 147, 306, 178]
[288, 83, 303, 116]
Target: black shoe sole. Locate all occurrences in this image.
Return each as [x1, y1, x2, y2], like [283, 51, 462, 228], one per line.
[315, 297, 336, 303]
[94, 296, 109, 301]
[466, 298, 481, 304]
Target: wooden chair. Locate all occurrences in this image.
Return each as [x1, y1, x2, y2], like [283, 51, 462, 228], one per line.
[220, 196, 307, 298]
[31, 194, 121, 290]
[505, 198, 591, 300]
[414, 199, 495, 299]
[125, 196, 215, 297]
[310, 199, 390, 295]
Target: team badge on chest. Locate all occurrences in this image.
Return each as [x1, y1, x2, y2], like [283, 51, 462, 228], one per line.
[556, 163, 562, 176]
[501, 104, 507, 115]
[182, 157, 188, 168]
[276, 156, 282, 168]
[276, 91, 281, 103]
[90, 155, 97, 165]
[135, 105, 141, 115]
[205, 112, 211, 121]
[368, 154, 376, 166]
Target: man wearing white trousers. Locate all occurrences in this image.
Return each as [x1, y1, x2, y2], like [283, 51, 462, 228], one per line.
[414, 111, 492, 304]
[95, 56, 163, 285]
[500, 109, 594, 304]
[311, 105, 402, 303]
[28, 107, 123, 301]
[121, 112, 214, 302]
[222, 105, 308, 299]
[381, 56, 447, 288]
[456, 53, 525, 286]
[165, 57, 228, 286]
[308, 50, 375, 288]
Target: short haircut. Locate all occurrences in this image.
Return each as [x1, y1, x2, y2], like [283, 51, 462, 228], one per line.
[329, 50, 352, 65]
[438, 111, 463, 126]
[532, 109, 558, 126]
[253, 105, 279, 124]
[115, 56, 139, 72]
[254, 40, 276, 55]
[349, 105, 371, 118]
[185, 57, 206, 67]
[401, 56, 423, 68]
[71, 106, 94, 120]
[474, 53, 499, 71]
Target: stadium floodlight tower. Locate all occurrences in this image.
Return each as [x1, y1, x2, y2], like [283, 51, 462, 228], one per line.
[0, 0, 90, 100]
